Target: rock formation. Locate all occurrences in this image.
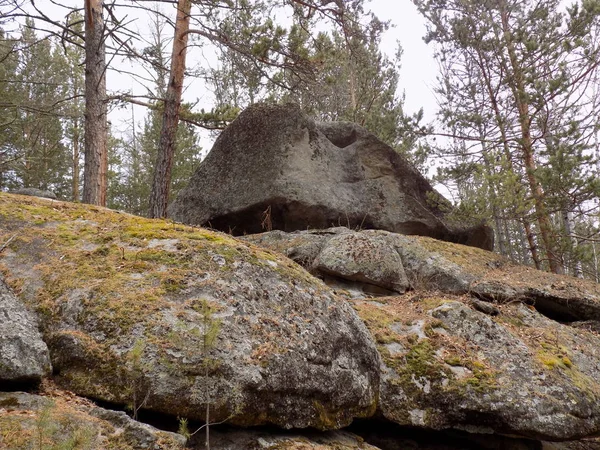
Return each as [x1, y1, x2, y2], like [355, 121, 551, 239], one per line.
[0, 194, 378, 431]
[11, 187, 57, 199]
[168, 103, 493, 251]
[3, 193, 600, 448]
[0, 280, 51, 385]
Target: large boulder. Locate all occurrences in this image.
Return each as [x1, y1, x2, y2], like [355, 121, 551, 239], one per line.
[245, 227, 600, 440]
[0, 193, 379, 430]
[168, 103, 493, 251]
[0, 279, 51, 385]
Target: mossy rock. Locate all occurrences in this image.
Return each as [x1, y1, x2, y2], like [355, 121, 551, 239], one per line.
[0, 193, 379, 430]
[0, 390, 185, 449]
[353, 294, 600, 440]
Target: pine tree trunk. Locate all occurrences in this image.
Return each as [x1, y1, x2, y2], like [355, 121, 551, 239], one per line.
[503, 220, 515, 261]
[522, 219, 541, 270]
[82, 0, 107, 206]
[149, 0, 191, 218]
[499, 5, 562, 274]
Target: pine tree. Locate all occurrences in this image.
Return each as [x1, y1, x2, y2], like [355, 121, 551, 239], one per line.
[62, 12, 85, 201]
[107, 9, 202, 216]
[0, 27, 20, 188]
[2, 20, 71, 196]
[415, 0, 600, 275]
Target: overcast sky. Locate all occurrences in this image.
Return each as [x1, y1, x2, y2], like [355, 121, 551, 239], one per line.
[369, 0, 438, 121]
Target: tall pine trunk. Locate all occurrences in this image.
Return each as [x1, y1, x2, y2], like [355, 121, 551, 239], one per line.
[149, 0, 191, 218]
[82, 0, 108, 206]
[475, 47, 542, 268]
[499, 4, 562, 274]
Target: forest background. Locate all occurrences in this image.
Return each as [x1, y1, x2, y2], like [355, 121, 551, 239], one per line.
[1, 0, 600, 280]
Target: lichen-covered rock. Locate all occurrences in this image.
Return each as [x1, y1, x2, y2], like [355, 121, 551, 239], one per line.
[0, 391, 185, 449]
[0, 280, 51, 384]
[313, 232, 409, 295]
[353, 294, 600, 440]
[0, 193, 379, 430]
[11, 187, 57, 199]
[168, 103, 492, 250]
[245, 227, 600, 322]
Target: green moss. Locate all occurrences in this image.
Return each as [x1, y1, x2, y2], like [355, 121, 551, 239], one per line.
[419, 296, 448, 311]
[444, 356, 462, 366]
[352, 302, 402, 344]
[537, 349, 573, 371]
[424, 320, 444, 338]
[463, 360, 498, 392]
[495, 314, 525, 328]
[416, 235, 501, 276]
[403, 340, 439, 378]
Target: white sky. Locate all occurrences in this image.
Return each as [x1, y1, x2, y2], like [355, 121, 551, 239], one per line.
[369, 0, 437, 121]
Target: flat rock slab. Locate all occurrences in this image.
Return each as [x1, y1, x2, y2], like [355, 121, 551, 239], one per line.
[245, 227, 600, 323]
[0, 280, 51, 384]
[0, 391, 185, 449]
[0, 193, 379, 430]
[313, 232, 409, 294]
[205, 428, 381, 449]
[168, 103, 493, 250]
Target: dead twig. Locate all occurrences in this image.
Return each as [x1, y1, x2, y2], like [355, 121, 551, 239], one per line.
[0, 234, 18, 253]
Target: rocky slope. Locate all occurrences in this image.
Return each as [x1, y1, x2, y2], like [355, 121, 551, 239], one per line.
[2, 193, 600, 448]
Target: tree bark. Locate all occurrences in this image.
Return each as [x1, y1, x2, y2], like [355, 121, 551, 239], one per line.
[82, 0, 108, 206]
[149, 0, 191, 218]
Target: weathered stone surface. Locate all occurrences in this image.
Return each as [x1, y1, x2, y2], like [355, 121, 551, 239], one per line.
[313, 232, 409, 295]
[0, 391, 185, 449]
[168, 103, 493, 250]
[353, 294, 600, 440]
[89, 407, 187, 449]
[205, 427, 381, 449]
[544, 440, 600, 450]
[0, 193, 379, 430]
[245, 227, 600, 322]
[11, 187, 57, 199]
[0, 280, 51, 384]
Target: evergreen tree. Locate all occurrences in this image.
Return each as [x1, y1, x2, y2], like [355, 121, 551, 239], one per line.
[61, 11, 85, 201]
[415, 0, 600, 275]
[107, 9, 202, 216]
[0, 27, 20, 188]
[1, 20, 71, 196]
[205, 1, 429, 168]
